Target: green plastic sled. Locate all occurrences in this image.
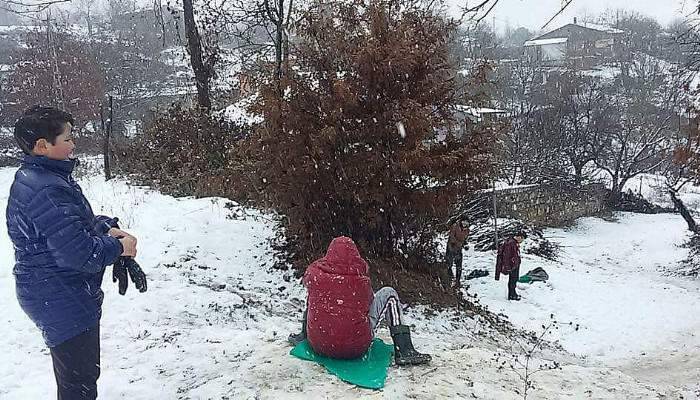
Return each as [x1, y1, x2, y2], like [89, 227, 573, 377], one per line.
[289, 338, 394, 390]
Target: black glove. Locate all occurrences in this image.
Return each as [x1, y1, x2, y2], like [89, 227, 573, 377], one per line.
[109, 219, 147, 295]
[124, 257, 148, 293]
[113, 257, 147, 295]
[112, 257, 129, 295]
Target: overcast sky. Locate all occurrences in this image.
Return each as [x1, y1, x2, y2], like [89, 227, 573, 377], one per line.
[448, 0, 696, 33]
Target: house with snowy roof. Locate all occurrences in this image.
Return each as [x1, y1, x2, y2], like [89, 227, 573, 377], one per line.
[524, 18, 624, 67]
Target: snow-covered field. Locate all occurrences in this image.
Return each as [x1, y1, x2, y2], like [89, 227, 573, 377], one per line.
[1, 162, 698, 399]
[471, 213, 698, 360]
[625, 173, 700, 211]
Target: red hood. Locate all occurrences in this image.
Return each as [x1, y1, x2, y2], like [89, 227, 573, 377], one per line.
[318, 236, 369, 276]
[304, 236, 374, 359]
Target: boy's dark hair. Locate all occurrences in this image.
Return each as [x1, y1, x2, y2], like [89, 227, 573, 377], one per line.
[515, 231, 527, 239]
[13, 106, 75, 154]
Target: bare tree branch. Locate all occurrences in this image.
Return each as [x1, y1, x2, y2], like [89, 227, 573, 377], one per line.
[541, 0, 574, 30]
[457, 0, 499, 25]
[0, 0, 71, 14]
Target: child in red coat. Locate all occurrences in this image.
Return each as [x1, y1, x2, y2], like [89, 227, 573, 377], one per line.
[289, 237, 430, 366]
[495, 231, 527, 301]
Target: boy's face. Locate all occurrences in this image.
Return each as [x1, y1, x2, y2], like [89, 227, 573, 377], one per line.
[33, 123, 75, 160]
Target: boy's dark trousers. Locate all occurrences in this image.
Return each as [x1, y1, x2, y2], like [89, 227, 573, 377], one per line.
[444, 248, 463, 284]
[49, 325, 100, 400]
[508, 266, 520, 298]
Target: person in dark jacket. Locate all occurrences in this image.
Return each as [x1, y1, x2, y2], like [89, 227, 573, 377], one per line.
[494, 231, 526, 301]
[445, 217, 469, 287]
[5, 106, 144, 399]
[288, 236, 431, 366]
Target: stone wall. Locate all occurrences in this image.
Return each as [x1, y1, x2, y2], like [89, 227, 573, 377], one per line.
[490, 183, 608, 227]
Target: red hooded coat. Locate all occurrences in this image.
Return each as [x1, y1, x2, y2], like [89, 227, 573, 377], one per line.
[495, 238, 521, 280]
[303, 237, 374, 359]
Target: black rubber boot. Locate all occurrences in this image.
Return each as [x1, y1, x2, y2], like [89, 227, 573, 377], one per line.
[390, 325, 432, 366]
[507, 267, 520, 301]
[288, 308, 307, 346]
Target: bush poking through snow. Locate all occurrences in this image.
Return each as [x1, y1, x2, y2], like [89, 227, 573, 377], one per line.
[469, 219, 560, 260]
[609, 189, 673, 214]
[494, 316, 576, 400]
[118, 104, 249, 198]
[678, 235, 700, 278]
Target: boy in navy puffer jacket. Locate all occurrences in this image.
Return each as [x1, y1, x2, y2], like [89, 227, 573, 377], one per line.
[5, 106, 143, 399]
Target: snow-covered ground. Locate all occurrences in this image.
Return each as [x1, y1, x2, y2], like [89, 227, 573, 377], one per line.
[625, 173, 700, 211]
[470, 213, 698, 361]
[0, 162, 698, 398]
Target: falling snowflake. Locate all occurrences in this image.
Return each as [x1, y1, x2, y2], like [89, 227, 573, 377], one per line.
[396, 121, 406, 138]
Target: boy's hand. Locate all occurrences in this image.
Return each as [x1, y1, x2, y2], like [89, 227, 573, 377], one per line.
[108, 227, 133, 239]
[119, 236, 137, 257]
[106, 225, 138, 257]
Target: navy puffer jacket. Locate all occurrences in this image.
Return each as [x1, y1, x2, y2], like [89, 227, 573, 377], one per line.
[5, 155, 123, 347]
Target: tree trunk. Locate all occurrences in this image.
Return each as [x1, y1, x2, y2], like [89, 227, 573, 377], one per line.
[610, 180, 622, 206]
[86, 12, 93, 36]
[670, 191, 698, 233]
[383, 214, 394, 258]
[573, 163, 583, 185]
[275, 4, 284, 95]
[609, 172, 630, 206]
[282, 27, 289, 71]
[183, 0, 211, 110]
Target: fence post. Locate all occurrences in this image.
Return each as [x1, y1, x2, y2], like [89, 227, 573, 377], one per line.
[493, 180, 498, 250]
[103, 95, 113, 181]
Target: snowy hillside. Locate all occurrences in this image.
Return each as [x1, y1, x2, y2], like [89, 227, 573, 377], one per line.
[0, 161, 698, 399]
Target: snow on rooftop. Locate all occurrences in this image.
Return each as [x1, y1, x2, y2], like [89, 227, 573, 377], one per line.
[578, 22, 624, 34]
[455, 105, 506, 115]
[477, 182, 540, 193]
[581, 65, 621, 80]
[524, 37, 568, 47]
[160, 46, 190, 69]
[0, 24, 90, 38]
[0, 25, 38, 34]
